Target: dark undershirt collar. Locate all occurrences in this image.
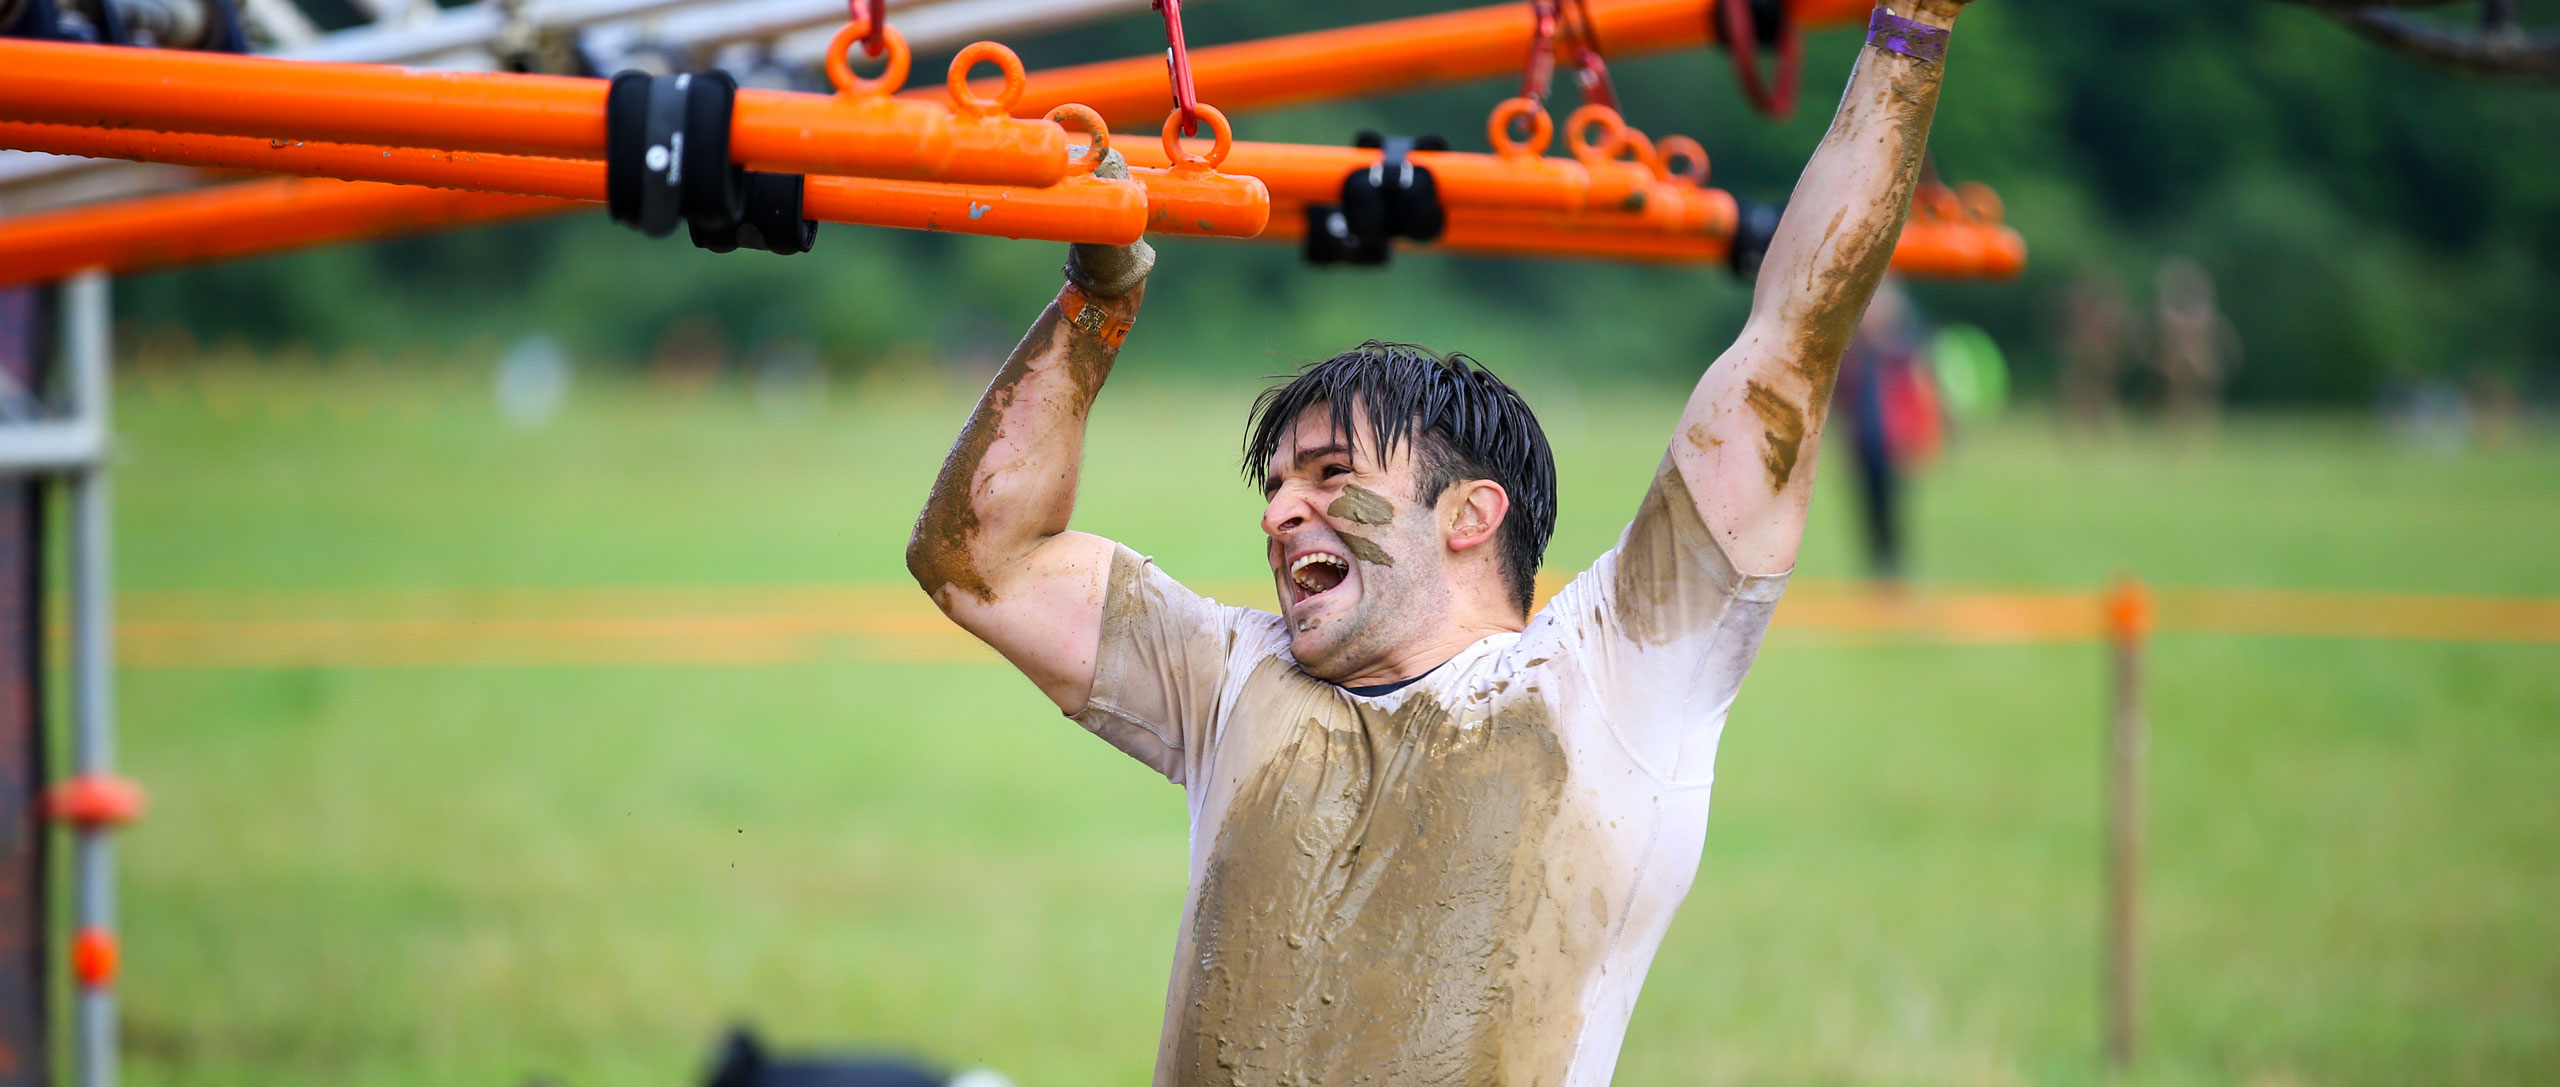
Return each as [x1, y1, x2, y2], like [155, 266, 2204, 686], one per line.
[1339, 662, 1447, 698]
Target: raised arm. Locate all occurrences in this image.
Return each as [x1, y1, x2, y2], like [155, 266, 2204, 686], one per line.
[1675, 0, 1972, 574]
[906, 177, 1155, 715]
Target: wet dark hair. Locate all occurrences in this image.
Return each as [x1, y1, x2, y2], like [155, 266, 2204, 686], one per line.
[1243, 341, 1558, 615]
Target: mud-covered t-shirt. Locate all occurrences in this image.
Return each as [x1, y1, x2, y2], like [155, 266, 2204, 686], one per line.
[1074, 465, 1788, 1087]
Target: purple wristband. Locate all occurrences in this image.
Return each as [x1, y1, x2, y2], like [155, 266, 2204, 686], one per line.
[1867, 8, 1950, 63]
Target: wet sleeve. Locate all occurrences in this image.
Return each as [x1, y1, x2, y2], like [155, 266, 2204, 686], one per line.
[1072, 545, 1253, 786]
[1532, 462, 1790, 786]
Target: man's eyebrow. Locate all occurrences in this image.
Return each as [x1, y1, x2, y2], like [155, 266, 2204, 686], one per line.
[1261, 443, 1354, 496]
[1293, 442, 1353, 469]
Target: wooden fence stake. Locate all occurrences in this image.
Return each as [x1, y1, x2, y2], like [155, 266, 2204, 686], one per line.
[2104, 576, 2153, 1072]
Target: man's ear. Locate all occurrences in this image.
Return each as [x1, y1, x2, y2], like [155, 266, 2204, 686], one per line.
[1444, 480, 1511, 553]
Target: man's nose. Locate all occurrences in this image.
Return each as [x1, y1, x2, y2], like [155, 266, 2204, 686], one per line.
[1262, 489, 1311, 537]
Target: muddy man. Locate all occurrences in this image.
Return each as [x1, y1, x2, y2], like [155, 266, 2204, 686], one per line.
[909, 2, 1977, 1082]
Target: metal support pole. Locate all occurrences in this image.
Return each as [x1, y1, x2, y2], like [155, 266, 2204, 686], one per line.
[0, 287, 52, 1087]
[2102, 577, 2152, 1074]
[62, 271, 114, 1087]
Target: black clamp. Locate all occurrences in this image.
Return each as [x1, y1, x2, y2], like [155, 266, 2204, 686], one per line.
[6, 0, 244, 50]
[605, 70, 815, 255]
[1304, 131, 1447, 267]
[4, 0, 123, 43]
[1728, 198, 1784, 281]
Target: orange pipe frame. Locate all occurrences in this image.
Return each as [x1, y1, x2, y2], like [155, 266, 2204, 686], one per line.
[0, 34, 1069, 188]
[0, 0, 2019, 281]
[0, 122, 1273, 248]
[0, 177, 563, 290]
[1262, 199, 2027, 280]
[1123, 101, 1735, 235]
[951, 0, 1880, 126]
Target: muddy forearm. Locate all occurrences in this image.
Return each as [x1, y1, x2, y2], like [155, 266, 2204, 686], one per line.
[1743, 0, 1964, 421]
[906, 283, 1141, 606]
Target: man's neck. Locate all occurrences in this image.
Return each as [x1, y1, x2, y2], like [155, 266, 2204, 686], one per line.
[1338, 614, 1525, 689]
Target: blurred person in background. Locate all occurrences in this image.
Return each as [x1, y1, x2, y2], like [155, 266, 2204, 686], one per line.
[2060, 272, 2132, 431]
[1837, 277, 1943, 581]
[2153, 254, 2241, 429]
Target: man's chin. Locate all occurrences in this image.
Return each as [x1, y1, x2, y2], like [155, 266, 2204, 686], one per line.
[1285, 622, 1353, 681]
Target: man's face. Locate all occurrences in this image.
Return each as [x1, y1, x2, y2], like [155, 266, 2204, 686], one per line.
[1260, 403, 1453, 681]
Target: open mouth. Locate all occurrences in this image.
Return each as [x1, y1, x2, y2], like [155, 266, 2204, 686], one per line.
[1288, 551, 1350, 602]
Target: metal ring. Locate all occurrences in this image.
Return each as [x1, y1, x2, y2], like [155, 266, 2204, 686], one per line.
[1047, 103, 1112, 177]
[946, 40, 1028, 118]
[826, 20, 911, 98]
[1563, 104, 1627, 165]
[1957, 181, 2004, 223]
[1486, 97, 1553, 158]
[1655, 135, 1710, 186]
[1160, 102, 1232, 169]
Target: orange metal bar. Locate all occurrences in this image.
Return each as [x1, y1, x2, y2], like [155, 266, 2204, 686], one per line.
[806, 175, 1150, 243]
[1111, 138, 1720, 231]
[1263, 200, 2026, 279]
[0, 123, 1204, 244]
[0, 177, 563, 289]
[0, 35, 1066, 187]
[937, 0, 1879, 126]
[0, 123, 602, 201]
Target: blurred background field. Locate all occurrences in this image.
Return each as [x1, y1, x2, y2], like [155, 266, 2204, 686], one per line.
[107, 358, 2559, 1086]
[55, 0, 2560, 1082]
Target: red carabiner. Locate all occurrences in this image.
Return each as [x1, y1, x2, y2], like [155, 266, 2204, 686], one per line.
[1524, 0, 1617, 112]
[1718, 0, 1801, 120]
[1521, 0, 1560, 105]
[853, 0, 885, 56]
[1155, 0, 1200, 137]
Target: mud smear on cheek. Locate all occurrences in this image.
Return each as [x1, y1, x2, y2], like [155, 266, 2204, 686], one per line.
[1174, 668, 1597, 1085]
[1336, 532, 1395, 567]
[1326, 483, 1397, 526]
[1743, 378, 1808, 494]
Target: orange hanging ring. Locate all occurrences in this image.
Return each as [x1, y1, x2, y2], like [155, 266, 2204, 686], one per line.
[946, 40, 1028, 119]
[1957, 181, 2005, 223]
[826, 20, 912, 98]
[1563, 103, 1627, 165]
[1613, 127, 1666, 177]
[1487, 97, 1553, 158]
[1655, 135, 1710, 186]
[1160, 101, 1232, 170]
[1047, 103, 1112, 176]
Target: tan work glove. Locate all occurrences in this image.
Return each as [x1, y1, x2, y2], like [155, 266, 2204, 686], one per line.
[1061, 148, 1156, 299]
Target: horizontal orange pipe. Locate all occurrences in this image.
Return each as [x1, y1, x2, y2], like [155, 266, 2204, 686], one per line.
[1264, 201, 2027, 279]
[1114, 135, 1625, 219]
[0, 178, 564, 289]
[938, 0, 1879, 127]
[0, 174, 1140, 288]
[0, 123, 1288, 245]
[0, 36, 1066, 187]
[0, 124, 603, 201]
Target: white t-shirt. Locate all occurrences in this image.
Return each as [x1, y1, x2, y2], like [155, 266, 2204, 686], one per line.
[1074, 464, 1788, 1086]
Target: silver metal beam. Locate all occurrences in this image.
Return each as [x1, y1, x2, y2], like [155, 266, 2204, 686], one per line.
[62, 269, 116, 1087]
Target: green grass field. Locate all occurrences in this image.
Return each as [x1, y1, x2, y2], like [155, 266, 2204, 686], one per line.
[106, 360, 2558, 1086]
